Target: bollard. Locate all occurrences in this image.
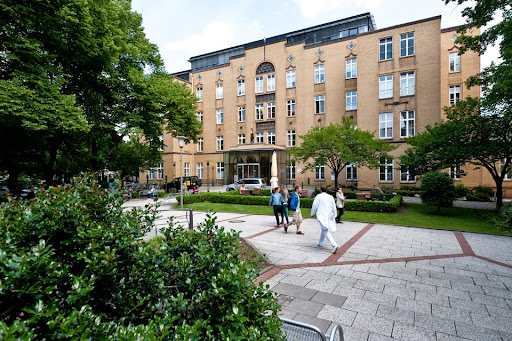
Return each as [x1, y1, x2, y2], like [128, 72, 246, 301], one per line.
[189, 208, 193, 230]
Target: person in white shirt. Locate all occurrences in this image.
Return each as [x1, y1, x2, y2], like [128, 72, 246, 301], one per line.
[311, 186, 339, 253]
[335, 187, 345, 223]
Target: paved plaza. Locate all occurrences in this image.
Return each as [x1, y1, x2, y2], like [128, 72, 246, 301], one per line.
[125, 197, 512, 341]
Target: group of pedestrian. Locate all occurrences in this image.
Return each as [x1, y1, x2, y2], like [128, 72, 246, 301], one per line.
[269, 185, 345, 254]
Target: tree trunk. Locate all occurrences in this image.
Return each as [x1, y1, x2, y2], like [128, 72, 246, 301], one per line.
[495, 178, 503, 209]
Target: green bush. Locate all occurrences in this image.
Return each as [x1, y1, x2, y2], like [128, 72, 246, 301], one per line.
[468, 185, 494, 201]
[0, 176, 284, 340]
[495, 204, 512, 232]
[471, 185, 494, 197]
[454, 184, 469, 198]
[420, 171, 457, 213]
[345, 195, 403, 213]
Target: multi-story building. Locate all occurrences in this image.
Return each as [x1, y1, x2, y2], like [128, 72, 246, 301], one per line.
[140, 12, 512, 198]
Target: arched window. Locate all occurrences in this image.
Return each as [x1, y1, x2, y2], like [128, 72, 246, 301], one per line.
[256, 62, 275, 75]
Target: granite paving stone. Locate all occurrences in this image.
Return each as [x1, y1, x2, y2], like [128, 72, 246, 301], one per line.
[352, 313, 394, 337]
[310, 291, 347, 307]
[332, 285, 366, 299]
[383, 284, 416, 300]
[436, 287, 471, 301]
[435, 332, 471, 341]
[414, 291, 450, 307]
[292, 313, 332, 333]
[316, 305, 357, 326]
[363, 291, 398, 306]
[486, 305, 512, 318]
[284, 298, 325, 316]
[431, 304, 473, 324]
[448, 297, 489, 315]
[455, 321, 504, 340]
[342, 296, 379, 315]
[469, 312, 512, 334]
[368, 333, 397, 341]
[414, 312, 456, 335]
[392, 322, 436, 341]
[354, 279, 385, 293]
[469, 291, 510, 309]
[396, 297, 432, 315]
[376, 304, 415, 325]
[271, 283, 317, 300]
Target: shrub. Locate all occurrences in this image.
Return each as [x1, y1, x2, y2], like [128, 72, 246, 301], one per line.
[468, 185, 494, 201]
[345, 195, 403, 213]
[0, 176, 284, 340]
[495, 204, 512, 232]
[454, 184, 469, 198]
[420, 171, 457, 213]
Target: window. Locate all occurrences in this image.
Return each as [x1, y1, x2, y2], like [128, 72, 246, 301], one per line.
[346, 59, 357, 79]
[400, 111, 415, 137]
[287, 130, 296, 147]
[157, 135, 164, 151]
[238, 106, 246, 122]
[157, 163, 164, 180]
[286, 70, 296, 88]
[400, 32, 415, 57]
[346, 91, 357, 111]
[450, 164, 462, 180]
[286, 161, 296, 180]
[216, 162, 224, 179]
[267, 74, 275, 91]
[379, 37, 393, 61]
[216, 109, 223, 124]
[197, 137, 203, 152]
[287, 99, 296, 117]
[238, 134, 246, 145]
[216, 83, 223, 99]
[379, 113, 393, 139]
[216, 136, 224, 151]
[315, 65, 325, 84]
[346, 163, 358, 181]
[379, 75, 393, 99]
[502, 159, 511, 180]
[449, 85, 461, 106]
[148, 166, 155, 180]
[267, 102, 276, 119]
[449, 52, 461, 72]
[256, 132, 264, 143]
[256, 104, 264, 120]
[400, 72, 415, 96]
[237, 79, 245, 96]
[315, 95, 325, 114]
[184, 162, 190, 177]
[400, 165, 415, 182]
[315, 165, 325, 180]
[197, 163, 203, 179]
[380, 157, 394, 182]
[255, 76, 263, 93]
[267, 131, 276, 145]
[196, 87, 203, 102]
[196, 111, 203, 123]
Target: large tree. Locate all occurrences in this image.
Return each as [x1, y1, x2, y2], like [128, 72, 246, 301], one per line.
[0, 0, 199, 190]
[289, 117, 396, 188]
[402, 97, 512, 208]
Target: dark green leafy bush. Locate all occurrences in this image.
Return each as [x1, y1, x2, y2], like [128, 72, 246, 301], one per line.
[420, 171, 457, 213]
[344, 195, 403, 212]
[0, 176, 284, 340]
[495, 204, 512, 232]
[454, 184, 469, 198]
[467, 185, 494, 201]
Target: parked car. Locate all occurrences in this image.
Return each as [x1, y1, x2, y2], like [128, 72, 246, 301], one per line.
[226, 178, 267, 191]
[169, 176, 202, 190]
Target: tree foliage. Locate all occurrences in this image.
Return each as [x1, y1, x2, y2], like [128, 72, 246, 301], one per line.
[0, 175, 283, 340]
[401, 97, 512, 208]
[420, 171, 457, 214]
[288, 117, 396, 187]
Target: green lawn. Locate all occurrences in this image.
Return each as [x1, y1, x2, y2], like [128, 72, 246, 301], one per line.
[179, 202, 509, 236]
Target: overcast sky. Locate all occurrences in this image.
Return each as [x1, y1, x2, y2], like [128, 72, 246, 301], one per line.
[132, 0, 497, 74]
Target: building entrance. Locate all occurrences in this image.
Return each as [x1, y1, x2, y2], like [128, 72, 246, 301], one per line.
[236, 163, 260, 180]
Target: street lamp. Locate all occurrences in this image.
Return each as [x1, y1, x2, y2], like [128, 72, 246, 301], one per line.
[177, 136, 185, 210]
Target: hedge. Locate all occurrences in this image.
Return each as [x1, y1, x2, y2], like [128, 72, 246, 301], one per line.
[180, 193, 403, 213]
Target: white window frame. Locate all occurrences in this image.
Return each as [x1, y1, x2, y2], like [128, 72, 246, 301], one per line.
[216, 109, 223, 125]
[379, 157, 394, 182]
[449, 52, 461, 73]
[502, 159, 512, 180]
[256, 132, 264, 143]
[346, 91, 357, 111]
[216, 136, 224, 151]
[400, 32, 415, 57]
[315, 95, 325, 114]
[400, 165, 416, 182]
[216, 162, 224, 179]
[315, 165, 325, 180]
[238, 134, 246, 145]
[379, 112, 393, 139]
[157, 163, 164, 180]
[267, 74, 275, 91]
[256, 104, 264, 120]
[197, 137, 203, 152]
[450, 164, 462, 180]
[267, 102, 276, 119]
[197, 163, 203, 179]
[184, 162, 190, 177]
[196, 111, 203, 123]
[287, 130, 296, 147]
[255, 76, 263, 93]
[346, 59, 357, 79]
[216, 83, 223, 99]
[379, 75, 393, 99]
[346, 163, 358, 181]
[267, 131, 276, 145]
[400, 110, 415, 138]
[237, 79, 245, 96]
[379, 37, 393, 61]
[449, 85, 461, 106]
[238, 106, 246, 122]
[314, 64, 325, 84]
[400, 71, 415, 96]
[287, 99, 296, 117]
[287, 161, 296, 180]
[196, 87, 203, 102]
[286, 70, 296, 88]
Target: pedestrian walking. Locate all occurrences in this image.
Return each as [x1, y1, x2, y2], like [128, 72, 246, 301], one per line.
[311, 186, 338, 253]
[279, 184, 290, 226]
[285, 185, 304, 235]
[269, 187, 283, 228]
[336, 187, 345, 223]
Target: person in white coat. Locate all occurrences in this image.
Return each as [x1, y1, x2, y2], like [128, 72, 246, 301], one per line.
[311, 186, 339, 253]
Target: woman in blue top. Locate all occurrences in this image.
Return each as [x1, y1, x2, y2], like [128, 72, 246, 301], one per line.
[269, 187, 283, 228]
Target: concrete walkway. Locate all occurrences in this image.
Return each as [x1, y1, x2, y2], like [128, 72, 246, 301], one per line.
[124, 197, 512, 341]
